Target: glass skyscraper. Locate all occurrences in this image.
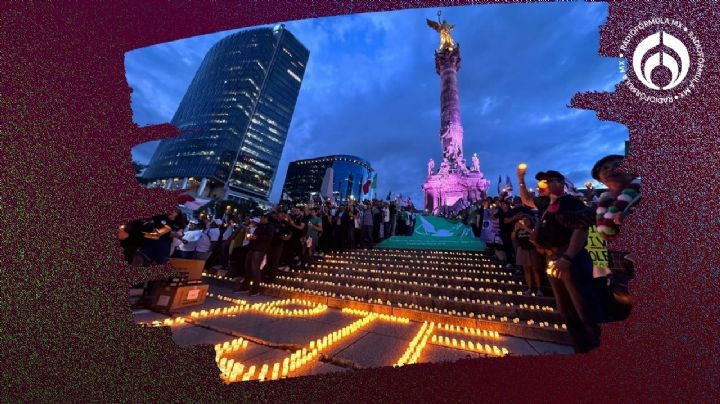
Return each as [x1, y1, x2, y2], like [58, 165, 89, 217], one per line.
[282, 155, 375, 203]
[142, 24, 309, 202]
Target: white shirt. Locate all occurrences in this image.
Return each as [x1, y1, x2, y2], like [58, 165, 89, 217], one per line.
[195, 231, 212, 253]
[178, 230, 200, 252]
[207, 227, 221, 242]
[169, 231, 183, 256]
[383, 207, 390, 222]
[222, 225, 234, 241]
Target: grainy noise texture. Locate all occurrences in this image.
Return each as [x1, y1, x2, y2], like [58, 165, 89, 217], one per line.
[1, 0, 718, 402]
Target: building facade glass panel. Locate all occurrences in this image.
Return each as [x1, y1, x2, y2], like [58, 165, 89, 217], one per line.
[282, 155, 375, 203]
[142, 25, 309, 202]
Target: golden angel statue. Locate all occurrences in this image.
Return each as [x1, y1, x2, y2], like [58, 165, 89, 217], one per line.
[426, 13, 455, 51]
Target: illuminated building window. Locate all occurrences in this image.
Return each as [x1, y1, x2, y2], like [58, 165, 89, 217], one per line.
[287, 69, 302, 83]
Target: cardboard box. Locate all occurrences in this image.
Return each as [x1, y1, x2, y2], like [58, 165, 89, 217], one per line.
[168, 258, 205, 281]
[151, 283, 209, 312]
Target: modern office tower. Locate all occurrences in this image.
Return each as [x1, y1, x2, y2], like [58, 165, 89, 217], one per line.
[142, 24, 309, 202]
[281, 155, 375, 203]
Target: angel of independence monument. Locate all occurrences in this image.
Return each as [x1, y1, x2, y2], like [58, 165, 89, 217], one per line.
[422, 13, 490, 214]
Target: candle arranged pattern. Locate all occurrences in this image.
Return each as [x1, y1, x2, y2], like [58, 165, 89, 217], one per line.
[147, 248, 576, 381]
[240, 248, 571, 340]
[139, 283, 522, 382]
[395, 322, 435, 366]
[218, 314, 379, 382]
[430, 334, 508, 357]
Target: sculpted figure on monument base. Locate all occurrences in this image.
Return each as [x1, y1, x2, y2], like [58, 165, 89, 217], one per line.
[458, 158, 469, 174]
[439, 159, 450, 176]
[471, 153, 480, 172]
[427, 158, 435, 177]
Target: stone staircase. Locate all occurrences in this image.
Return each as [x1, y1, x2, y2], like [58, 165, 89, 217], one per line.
[259, 249, 571, 345]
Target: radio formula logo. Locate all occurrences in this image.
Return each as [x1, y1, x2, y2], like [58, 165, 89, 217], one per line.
[619, 18, 704, 103]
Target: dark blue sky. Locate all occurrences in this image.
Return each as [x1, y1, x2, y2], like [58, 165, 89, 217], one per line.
[127, 2, 626, 204]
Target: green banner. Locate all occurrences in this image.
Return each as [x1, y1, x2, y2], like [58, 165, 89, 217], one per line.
[377, 215, 486, 251]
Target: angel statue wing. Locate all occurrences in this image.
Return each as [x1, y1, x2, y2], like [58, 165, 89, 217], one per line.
[426, 18, 455, 50]
[426, 19, 441, 32]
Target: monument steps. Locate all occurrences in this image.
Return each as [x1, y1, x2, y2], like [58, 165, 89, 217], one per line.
[257, 249, 572, 345]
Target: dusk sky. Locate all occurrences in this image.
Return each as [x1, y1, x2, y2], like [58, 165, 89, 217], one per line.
[126, 2, 626, 204]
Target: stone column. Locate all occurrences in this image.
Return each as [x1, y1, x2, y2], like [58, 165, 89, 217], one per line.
[163, 178, 172, 190]
[435, 47, 464, 164]
[197, 177, 208, 197]
[180, 177, 189, 190]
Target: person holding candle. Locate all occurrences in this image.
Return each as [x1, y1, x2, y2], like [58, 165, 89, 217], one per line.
[516, 163, 551, 214]
[534, 170, 604, 353]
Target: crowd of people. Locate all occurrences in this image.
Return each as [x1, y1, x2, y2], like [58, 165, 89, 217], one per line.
[118, 199, 419, 297]
[119, 154, 639, 354]
[448, 154, 640, 353]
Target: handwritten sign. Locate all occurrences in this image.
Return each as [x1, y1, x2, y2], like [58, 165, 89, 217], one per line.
[586, 225, 609, 276]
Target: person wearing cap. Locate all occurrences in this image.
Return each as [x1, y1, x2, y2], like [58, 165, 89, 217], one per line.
[234, 213, 275, 296]
[534, 170, 604, 353]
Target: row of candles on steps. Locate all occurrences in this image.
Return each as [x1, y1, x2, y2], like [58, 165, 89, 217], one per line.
[338, 252, 494, 261]
[265, 284, 566, 330]
[296, 270, 540, 298]
[360, 268, 518, 283]
[274, 275, 556, 312]
[316, 262, 514, 278]
[354, 269, 519, 285]
[321, 259, 503, 269]
[342, 255, 490, 262]
[218, 314, 379, 382]
[331, 257, 498, 266]
[329, 251, 492, 259]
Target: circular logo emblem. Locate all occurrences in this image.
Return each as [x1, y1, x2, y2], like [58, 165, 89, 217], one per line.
[619, 18, 704, 103]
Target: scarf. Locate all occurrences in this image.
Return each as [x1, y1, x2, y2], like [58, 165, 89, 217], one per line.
[596, 178, 641, 240]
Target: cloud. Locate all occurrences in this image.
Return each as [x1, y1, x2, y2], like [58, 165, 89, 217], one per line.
[528, 109, 585, 125]
[126, 2, 626, 204]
